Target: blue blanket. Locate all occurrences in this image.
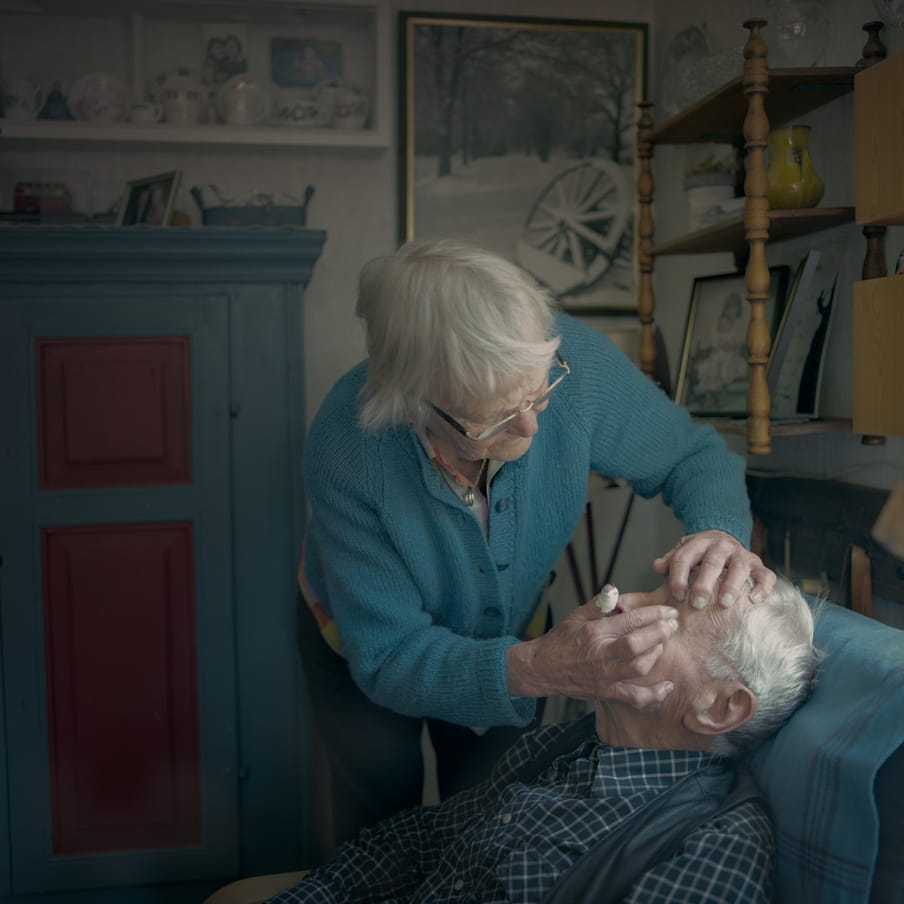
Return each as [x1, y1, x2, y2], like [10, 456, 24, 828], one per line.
[750, 599, 904, 903]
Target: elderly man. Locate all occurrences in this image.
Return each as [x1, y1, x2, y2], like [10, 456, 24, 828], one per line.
[268, 577, 819, 904]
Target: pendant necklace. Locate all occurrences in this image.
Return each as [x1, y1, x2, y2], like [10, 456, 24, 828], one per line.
[464, 458, 488, 507]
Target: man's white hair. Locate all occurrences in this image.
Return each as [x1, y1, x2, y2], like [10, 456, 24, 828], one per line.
[355, 238, 560, 433]
[707, 577, 821, 757]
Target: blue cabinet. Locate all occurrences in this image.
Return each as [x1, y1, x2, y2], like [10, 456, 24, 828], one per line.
[0, 227, 325, 902]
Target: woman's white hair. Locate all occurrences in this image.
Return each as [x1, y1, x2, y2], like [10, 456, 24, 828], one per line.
[355, 238, 560, 432]
[707, 577, 822, 758]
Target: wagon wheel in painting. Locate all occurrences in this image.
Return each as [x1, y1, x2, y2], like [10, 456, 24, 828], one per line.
[515, 159, 629, 295]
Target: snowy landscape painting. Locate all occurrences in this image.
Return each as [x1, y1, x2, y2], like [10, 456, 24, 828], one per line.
[400, 13, 647, 310]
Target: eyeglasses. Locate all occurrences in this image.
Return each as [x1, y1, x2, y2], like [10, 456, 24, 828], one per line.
[429, 355, 570, 442]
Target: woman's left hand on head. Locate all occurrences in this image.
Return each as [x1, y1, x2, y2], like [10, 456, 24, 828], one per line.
[652, 529, 775, 609]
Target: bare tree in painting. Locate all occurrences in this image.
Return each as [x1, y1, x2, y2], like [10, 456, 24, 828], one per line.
[417, 25, 521, 177]
[412, 22, 640, 178]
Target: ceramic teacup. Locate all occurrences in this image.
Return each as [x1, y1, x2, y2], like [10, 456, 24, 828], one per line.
[129, 101, 162, 123]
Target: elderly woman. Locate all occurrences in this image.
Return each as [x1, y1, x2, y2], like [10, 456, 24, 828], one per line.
[298, 239, 774, 849]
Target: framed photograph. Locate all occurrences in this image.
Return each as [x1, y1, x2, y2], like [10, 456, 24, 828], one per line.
[400, 13, 647, 311]
[116, 171, 182, 227]
[201, 23, 249, 91]
[768, 248, 840, 421]
[270, 37, 342, 87]
[675, 267, 790, 417]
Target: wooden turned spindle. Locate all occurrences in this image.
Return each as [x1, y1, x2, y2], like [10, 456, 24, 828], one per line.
[636, 101, 656, 380]
[861, 20, 887, 67]
[859, 21, 888, 446]
[742, 18, 772, 455]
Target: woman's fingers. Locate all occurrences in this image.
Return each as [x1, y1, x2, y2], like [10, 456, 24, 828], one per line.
[653, 530, 776, 608]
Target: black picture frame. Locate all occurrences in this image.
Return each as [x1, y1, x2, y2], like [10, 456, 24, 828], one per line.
[116, 170, 182, 227]
[675, 267, 790, 417]
[399, 12, 647, 311]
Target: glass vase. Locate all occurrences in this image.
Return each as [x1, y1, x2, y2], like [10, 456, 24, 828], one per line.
[766, 0, 831, 67]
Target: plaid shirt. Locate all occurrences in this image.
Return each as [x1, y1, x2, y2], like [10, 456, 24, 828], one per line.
[268, 721, 774, 904]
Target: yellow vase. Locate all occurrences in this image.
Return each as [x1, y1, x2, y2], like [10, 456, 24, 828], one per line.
[766, 125, 825, 209]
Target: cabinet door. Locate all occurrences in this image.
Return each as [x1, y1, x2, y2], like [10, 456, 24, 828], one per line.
[0, 289, 238, 893]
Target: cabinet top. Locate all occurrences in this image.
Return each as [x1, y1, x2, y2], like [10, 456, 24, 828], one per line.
[0, 225, 328, 284]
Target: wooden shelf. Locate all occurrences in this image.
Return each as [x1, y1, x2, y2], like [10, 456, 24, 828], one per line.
[651, 207, 855, 257]
[633, 20, 871, 455]
[650, 68, 857, 145]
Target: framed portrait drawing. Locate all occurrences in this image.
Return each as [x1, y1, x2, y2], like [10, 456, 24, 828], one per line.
[675, 267, 789, 417]
[116, 171, 182, 227]
[399, 12, 647, 311]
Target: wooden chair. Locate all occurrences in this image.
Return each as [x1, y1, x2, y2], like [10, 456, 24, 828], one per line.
[202, 871, 308, 904]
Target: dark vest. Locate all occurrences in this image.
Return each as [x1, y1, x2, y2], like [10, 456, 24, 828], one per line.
[512, 715, 767, 904]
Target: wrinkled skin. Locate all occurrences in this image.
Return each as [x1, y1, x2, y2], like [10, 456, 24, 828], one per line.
[653, 529, 775, 610]
[506, 597, 680, 708]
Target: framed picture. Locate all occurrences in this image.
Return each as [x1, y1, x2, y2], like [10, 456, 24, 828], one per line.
[116, 171, 182, 227]
[399, 12, 647, 311]
[270, 37, 342, 87]
[675, 267, 790, 417]
[201, 23, 249, 91]
[768, 248, 840, 421]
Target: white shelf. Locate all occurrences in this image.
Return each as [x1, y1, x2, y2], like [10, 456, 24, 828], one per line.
[0, 118, 389, 149]
[0, 0, 391, 151]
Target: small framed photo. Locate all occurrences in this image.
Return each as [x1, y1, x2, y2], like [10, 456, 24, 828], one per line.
[675, 267, 789, 417]
[201, 23, 249, 91]
[270, 37, 342, 87]
[116, 171, 182, 227]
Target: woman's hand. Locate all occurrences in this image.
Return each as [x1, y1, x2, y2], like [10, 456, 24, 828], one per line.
[506, 592, 679, 709]
[652, 529, 775, 609]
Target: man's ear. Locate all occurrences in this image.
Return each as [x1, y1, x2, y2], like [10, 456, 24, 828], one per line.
[683, 681, 757, 737]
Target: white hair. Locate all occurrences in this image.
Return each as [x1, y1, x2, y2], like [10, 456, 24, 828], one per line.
[707, 577, 822, 758]
[354, 238, 560, 432]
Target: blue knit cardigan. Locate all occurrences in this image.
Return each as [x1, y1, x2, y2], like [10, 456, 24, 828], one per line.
[301, 312, 752, 727]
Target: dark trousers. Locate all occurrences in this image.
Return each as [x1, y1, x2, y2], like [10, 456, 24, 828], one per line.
[296, 594, 543, 854]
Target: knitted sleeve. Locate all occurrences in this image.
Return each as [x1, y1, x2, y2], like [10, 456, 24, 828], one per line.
[557, 314, 753, 547]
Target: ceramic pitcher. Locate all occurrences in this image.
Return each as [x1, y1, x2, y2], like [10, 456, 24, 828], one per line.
[767, 124, 825, 209]
[2, 78, 42, 120]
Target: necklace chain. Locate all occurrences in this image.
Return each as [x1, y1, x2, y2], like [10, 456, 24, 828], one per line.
[464, 458, 488, 507]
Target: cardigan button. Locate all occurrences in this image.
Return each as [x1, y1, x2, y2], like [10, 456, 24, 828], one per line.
[495, 497, 509, 512]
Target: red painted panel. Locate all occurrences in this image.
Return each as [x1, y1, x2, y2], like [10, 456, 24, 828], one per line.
[42, 523, 201, 855]
[37, 337, 191, 490]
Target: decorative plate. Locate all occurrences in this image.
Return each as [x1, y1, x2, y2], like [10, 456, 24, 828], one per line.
[68, 73, 129, 122]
